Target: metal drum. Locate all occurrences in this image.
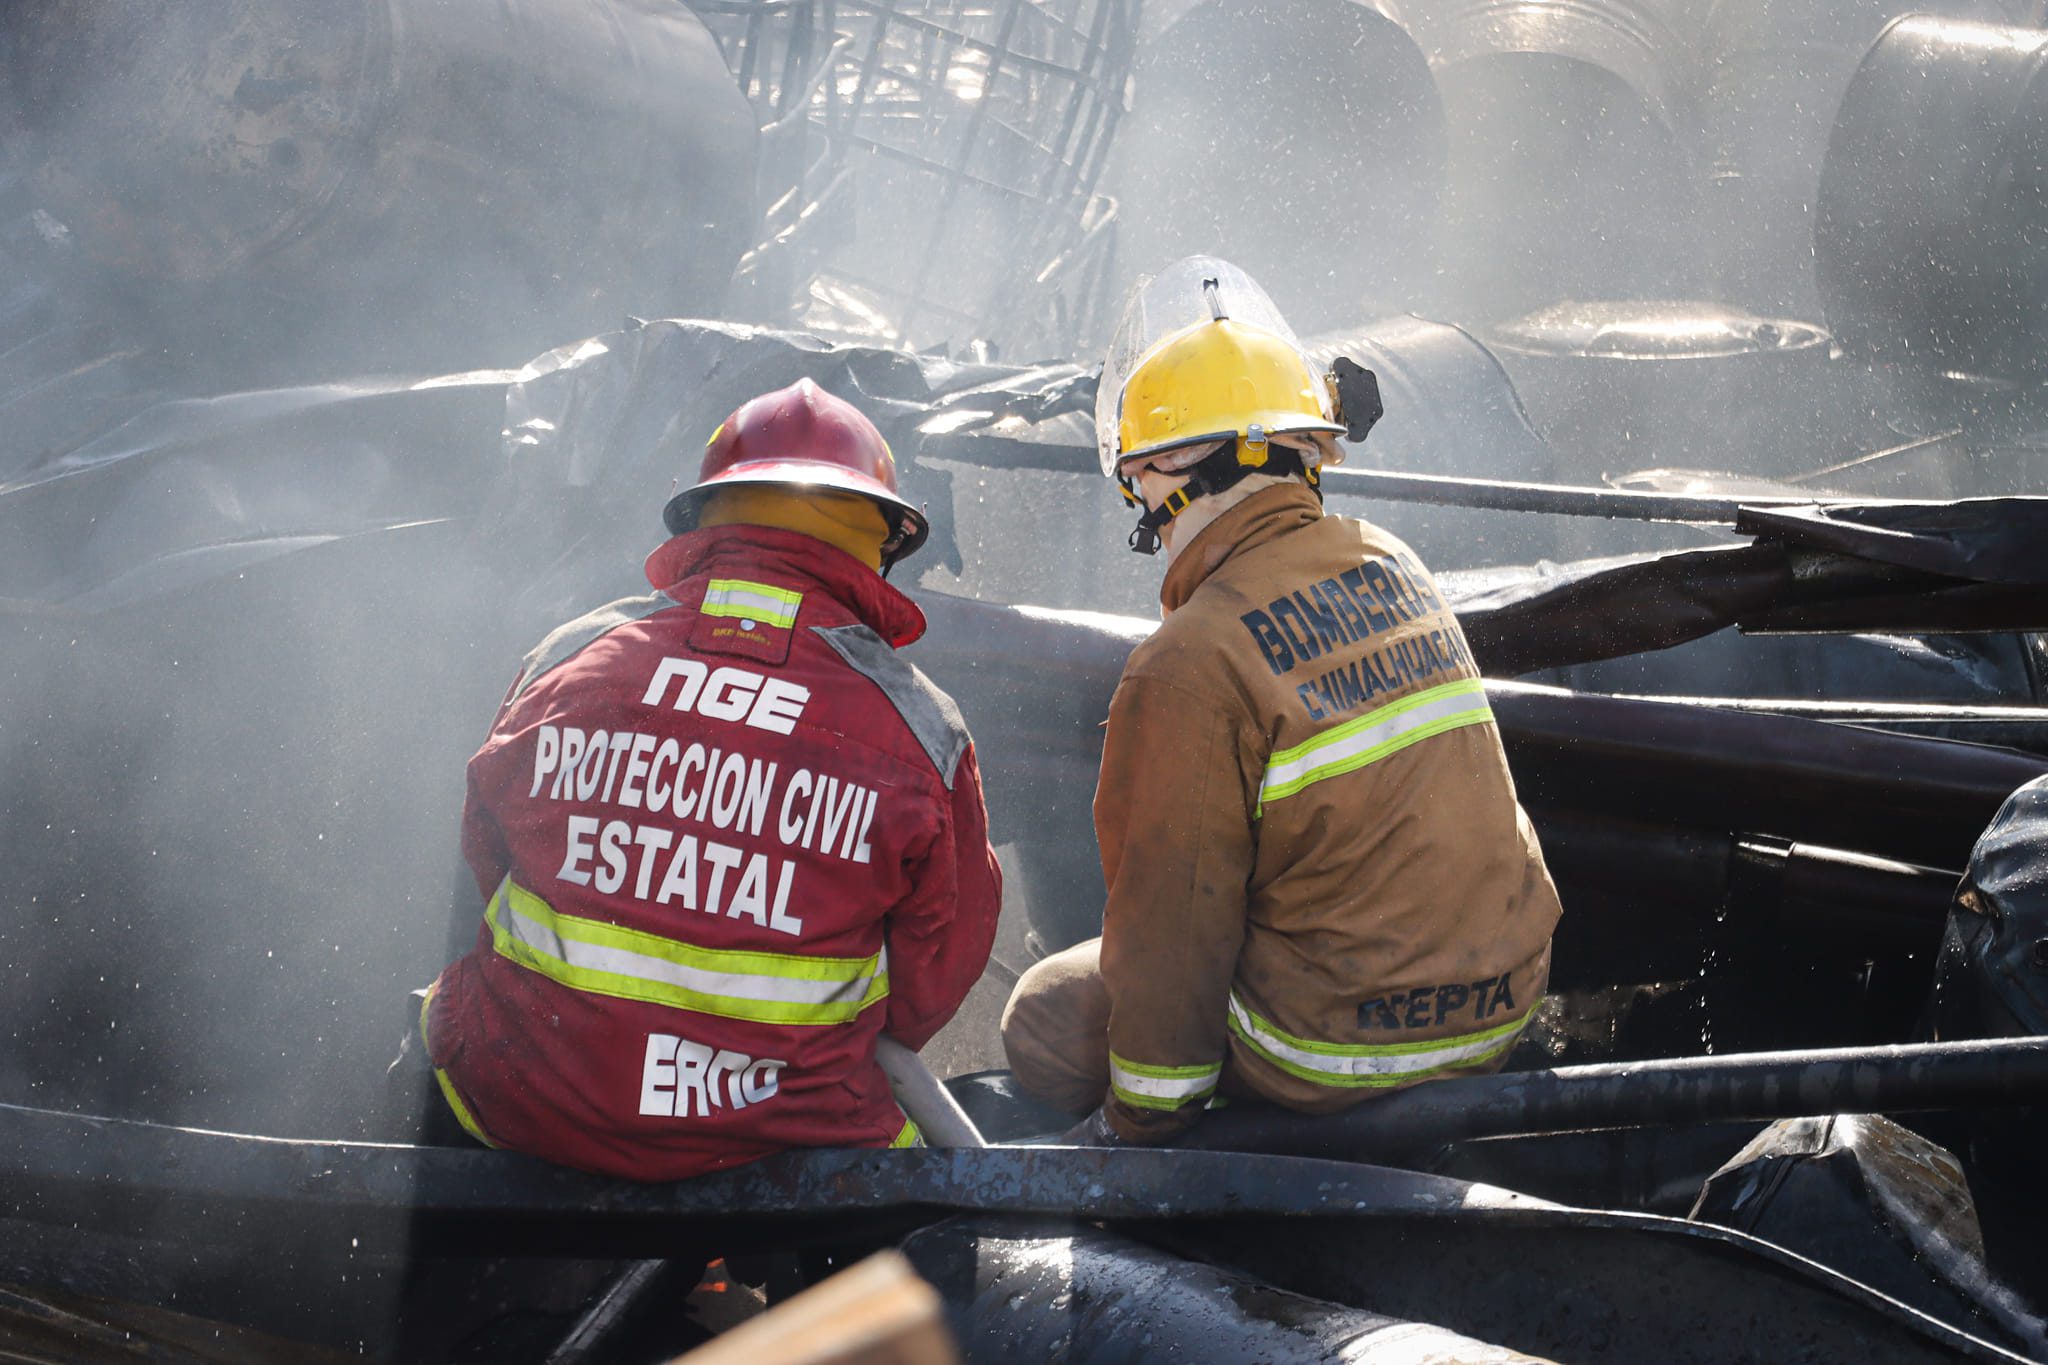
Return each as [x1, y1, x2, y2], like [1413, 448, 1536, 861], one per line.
[1484, 300, 1841, 479]
[6, 0, 758, 374]
[1403, 0, 1701, 321]
[1816, 15, 2048, 385]
[1102, 0, 1446, 334]
[1483, 300, 1848, 559]
[1691, 0, 2009, 320]
[1306, 315, 1561, 567]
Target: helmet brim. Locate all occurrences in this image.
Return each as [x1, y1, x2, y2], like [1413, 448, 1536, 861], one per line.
[663, 459, 932, 564]
[1117, 418, 1346, 473]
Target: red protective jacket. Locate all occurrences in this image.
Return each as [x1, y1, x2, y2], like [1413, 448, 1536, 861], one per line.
[426, 525, 1002, 1181]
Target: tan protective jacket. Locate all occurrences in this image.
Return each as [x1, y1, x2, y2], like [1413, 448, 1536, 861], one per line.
[1096, 482, 1561, 1141]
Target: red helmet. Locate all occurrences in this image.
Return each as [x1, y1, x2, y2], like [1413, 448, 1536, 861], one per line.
[663, 379, 930, 569]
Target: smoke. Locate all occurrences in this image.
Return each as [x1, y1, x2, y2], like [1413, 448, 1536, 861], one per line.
[0, 0, 2045, 1215]
[0, 0, 754, 1168]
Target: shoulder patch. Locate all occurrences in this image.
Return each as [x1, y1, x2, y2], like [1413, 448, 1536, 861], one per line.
[813, 623, 970, 788]
[510, 591, 681, 704]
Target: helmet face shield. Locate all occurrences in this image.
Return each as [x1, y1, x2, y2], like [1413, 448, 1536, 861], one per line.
[1097, 255, 1340, 476]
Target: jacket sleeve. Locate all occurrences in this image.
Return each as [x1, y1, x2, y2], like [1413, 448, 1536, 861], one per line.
[1095, 673, 1257, 1143]
[883, 741, 1004, 1051]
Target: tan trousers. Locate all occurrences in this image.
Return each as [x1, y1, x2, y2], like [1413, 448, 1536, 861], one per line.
[1000, 937, 1115, 1117]
[1003, 935, 1540, 1121]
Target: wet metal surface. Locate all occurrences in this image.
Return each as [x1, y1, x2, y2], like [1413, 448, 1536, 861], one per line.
[1183, 1035, 2048, 1160]
[0, 1104, 2030, 1359]
[1694, 1114, 2048, 1357]
[902, 1218, 1549, 1363]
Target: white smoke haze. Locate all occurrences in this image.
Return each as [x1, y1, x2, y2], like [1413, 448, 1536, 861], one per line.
[0, 0, 2045, 1349]
[5, 0, 2045, 1120]
[4, 0, 2045, 1102]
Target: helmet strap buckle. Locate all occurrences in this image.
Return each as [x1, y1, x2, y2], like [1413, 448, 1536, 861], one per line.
[1125, 483, 1194, 556]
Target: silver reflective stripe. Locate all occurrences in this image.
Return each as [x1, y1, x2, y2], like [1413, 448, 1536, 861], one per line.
[1258, 678, 1492, 812]
[701, 578, 802, 628]
[491, 881, 886, 1019]
[510, 591, 681, 704]
[1108, 1054, 1221, 1112]
[1227, 993, 1529, 1087]
[814, 623, 971, 788]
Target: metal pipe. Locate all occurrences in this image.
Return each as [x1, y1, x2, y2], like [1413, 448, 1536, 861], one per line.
[1760, 711, 2048, 754]
[876, 1038, 987, 1148]
[899, 1220, 1555, 1364]
[1184, 1036, 2048, 1160]
[1320, 465, 1900, 524]
[1487, 680, 2048, 868]
[914, 433, 1916, 526]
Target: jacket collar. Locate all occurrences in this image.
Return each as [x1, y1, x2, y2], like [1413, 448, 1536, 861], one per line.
[643, 524, 928, 647]
[1159, 481, 1324, 616]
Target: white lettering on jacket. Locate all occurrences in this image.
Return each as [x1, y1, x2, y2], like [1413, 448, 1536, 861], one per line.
[639, 1032, 783, 1118]
[554, 823, 804, 935]
[639, 657, 810, 735]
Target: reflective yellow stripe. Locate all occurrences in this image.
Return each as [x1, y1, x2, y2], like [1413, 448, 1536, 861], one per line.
[1109, 1053, 1221, 1112]
[890, 1117, 923, 1148]
[1258, 678, 1493, 815]
[487, 878, 888, 1026]
[1227, 992, 1532, 1089]
[420, 983, 498, 1148]
[701, 578, 803, 629]
[433, 1069, 499, 1148]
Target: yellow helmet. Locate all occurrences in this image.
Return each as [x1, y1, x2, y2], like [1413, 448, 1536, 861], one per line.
[1097, 256, 1344, 477]
[1116, 317, 1345, 470]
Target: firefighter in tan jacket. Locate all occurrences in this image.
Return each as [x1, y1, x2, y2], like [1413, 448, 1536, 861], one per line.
[1001, 258, 1563, 1143]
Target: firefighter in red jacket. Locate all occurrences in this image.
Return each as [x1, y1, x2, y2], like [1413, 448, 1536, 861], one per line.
[422, 379, 1003, 1180]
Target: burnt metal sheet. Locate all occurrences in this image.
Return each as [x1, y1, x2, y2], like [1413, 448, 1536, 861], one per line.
[0, 1103, 2031, 1361]
[1742, 582, 2048, 635]
[1451, 537, 2048, 678]
[1536, 806, 1958, 995]
[1490, 678, 2048, 866]
[1453, 543, 1798, 675]
[1693, 1115, 2048, 1358]
[1933, 775, 2048, 1042]
[481, 317, 1099, 617]
[0, 374, 509, 606]
[1737, 498, 2048, 585]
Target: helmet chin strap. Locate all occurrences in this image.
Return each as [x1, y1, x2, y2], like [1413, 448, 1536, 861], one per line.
[1121, 439, 1317, 555]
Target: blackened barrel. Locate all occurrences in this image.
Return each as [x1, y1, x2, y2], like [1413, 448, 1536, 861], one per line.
[6, 0, 759, 374]
[1816, 15, 2048, 385]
